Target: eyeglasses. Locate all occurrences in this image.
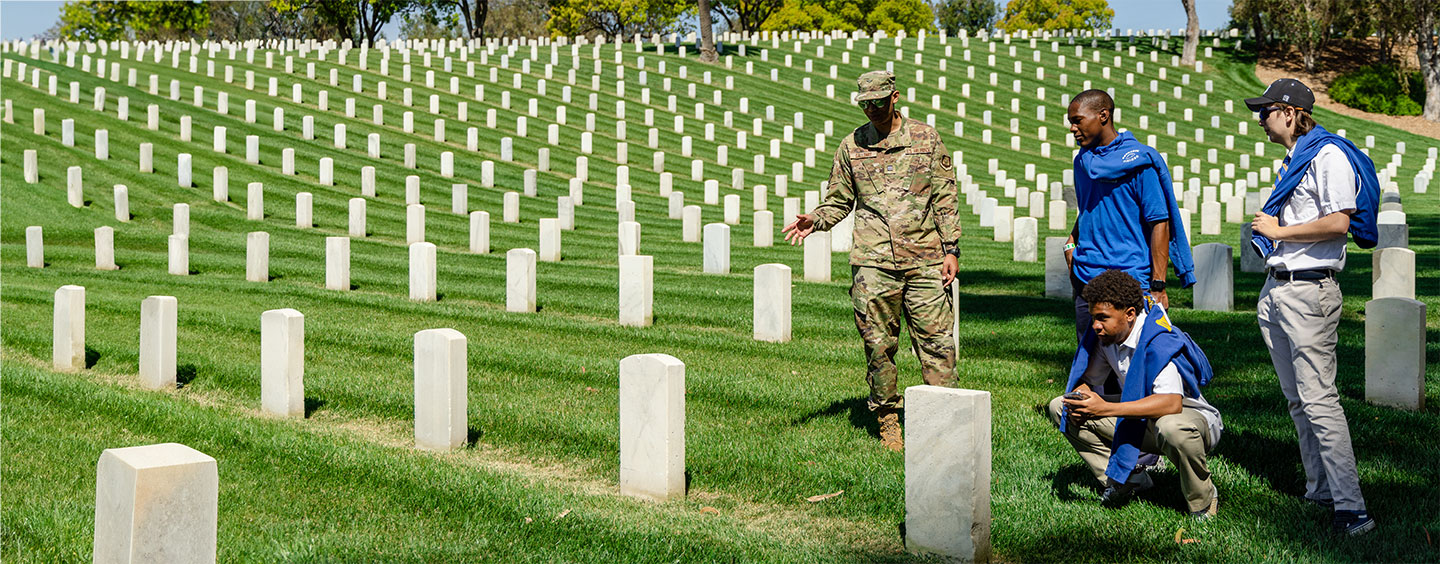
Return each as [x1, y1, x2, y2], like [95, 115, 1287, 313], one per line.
[857, 97, 890, 110]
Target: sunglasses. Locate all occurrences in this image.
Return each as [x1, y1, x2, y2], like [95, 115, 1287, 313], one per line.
[857, 97, 891, 110]
[1258, 105, 1286, 121]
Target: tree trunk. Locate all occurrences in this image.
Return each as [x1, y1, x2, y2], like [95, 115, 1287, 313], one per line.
[1415, 2, 1440, 121]
[698, 0, 718, 63]
[457, 0, 475, 39]
[1180, 0, 1199, 65]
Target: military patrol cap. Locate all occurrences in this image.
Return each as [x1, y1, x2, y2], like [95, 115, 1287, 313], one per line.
[856, 70, 896, 101]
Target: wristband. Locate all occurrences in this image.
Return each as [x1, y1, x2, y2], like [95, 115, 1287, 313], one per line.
[1063, 243, 1077, 251]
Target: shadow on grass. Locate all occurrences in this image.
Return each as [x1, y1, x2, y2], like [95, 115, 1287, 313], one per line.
[304, 397, 326, 418]
[794, 396, 880, 439]
[466, 425, 483, 446]
[176, 363, 198, 387]
[84, 346, 100, 369]
[1046, 463, 1100, 503]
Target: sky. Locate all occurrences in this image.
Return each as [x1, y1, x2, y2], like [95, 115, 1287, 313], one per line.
[1, 0, 1235, 42]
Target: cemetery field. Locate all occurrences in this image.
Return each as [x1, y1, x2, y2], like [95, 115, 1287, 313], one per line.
[2, 31, 1438, 562]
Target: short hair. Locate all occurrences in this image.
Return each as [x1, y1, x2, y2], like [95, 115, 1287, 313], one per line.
[1081, 270, 1145, 313]
[1071, 89, 1115, 122]
[1274, 101, 1317, 136]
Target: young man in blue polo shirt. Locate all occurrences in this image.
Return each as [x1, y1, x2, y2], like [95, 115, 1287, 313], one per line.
[1064, 90, 1195, 341]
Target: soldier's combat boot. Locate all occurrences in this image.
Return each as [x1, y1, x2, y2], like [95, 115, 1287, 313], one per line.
[877, 409, 903, 452]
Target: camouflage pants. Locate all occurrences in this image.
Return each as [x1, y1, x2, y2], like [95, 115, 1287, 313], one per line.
[851, 265, 957, 411]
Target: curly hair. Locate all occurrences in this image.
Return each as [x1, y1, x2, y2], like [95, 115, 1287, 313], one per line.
[1081, 269, 1145, 313]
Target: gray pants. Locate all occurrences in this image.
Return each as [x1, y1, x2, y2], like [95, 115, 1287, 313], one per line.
[1257, 276, 1367, 511]
[1046, 396, 1216, 513]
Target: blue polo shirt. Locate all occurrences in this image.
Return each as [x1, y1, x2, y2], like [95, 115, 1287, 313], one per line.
[1072, 142, 1171, 289]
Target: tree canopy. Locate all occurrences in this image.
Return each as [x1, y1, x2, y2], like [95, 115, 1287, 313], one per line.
[53, 0, 211, 42]
[996, 0, 1114, 33]
[935, 0, 1001, 35]
[546, 0, 689, 38]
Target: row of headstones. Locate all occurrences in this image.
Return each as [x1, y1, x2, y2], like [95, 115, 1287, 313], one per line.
[16, 40, 837, 159]
[5, 34, 1365, 199]
[0, 33, 1307, 165]
[35, 197, 808, 334]
[18, 27, 1251, 180]
[14, 75, 1419, 273]
[17, 65, 865, 264]
[87, 361, 992, 563]
[13, 57, 838, 222]
[19, 32, 1336, 214]
[15, 44, 1422, 257]
[9, 52, 839, 201]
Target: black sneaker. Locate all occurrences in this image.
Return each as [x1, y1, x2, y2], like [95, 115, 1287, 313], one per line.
[1332, 510, 1377, 536]
[1100, 472, 1153, 507]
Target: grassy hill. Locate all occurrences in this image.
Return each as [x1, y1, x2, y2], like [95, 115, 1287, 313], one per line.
[2, 30, 1437, 562]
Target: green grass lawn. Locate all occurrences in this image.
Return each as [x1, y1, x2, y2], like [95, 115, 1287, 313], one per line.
[2, 31, 1437, 562]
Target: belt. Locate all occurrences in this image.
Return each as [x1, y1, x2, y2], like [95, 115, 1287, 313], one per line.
[1270, 268, 1335, 281]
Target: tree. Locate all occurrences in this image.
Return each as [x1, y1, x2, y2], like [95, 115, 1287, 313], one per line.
[272, 0, 407, 45]
[53, 0, 211, 42]
[1180, 0, 1199, 65]
[1408, 0, 1440, 120]
[698, 0, 719, 62]
[997, 0, 1114, 33]
[486, 0, 549, 38]
[453, 0, 491, 38]
[53, 1, 130, 41]
[1277, 0, 1341, 72]
[1228, 0, 1273, 49]
[760, 0, 852, 32]
[357, 0, 409, 44]
[712, 0, 781, 32]
[209, 2, 293, 41]
[760, 0, 933, 33]
[936, 0, 1000, 35]
[546, 0, 689, 38]
[864, 0, 936, 35]
[399, 3, 465, 38]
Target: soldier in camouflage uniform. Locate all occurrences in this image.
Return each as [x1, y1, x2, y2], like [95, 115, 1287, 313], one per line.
[782, 70, 961, 452]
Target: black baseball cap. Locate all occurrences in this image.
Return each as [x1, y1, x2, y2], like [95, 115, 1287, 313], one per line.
[1245, 78, 1314, 113]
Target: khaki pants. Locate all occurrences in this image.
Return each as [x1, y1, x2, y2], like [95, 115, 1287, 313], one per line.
[851, 265, 956, 411]
[1258, 276, 1367, 511]
[1047, 395, 1216, 513]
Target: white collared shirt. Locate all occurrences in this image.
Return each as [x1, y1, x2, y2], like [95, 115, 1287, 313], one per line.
[1267, 144, 1357, 272]
[1082, 309, 1223, 445]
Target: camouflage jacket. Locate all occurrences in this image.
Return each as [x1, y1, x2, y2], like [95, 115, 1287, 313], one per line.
[812, 117, 960, 269]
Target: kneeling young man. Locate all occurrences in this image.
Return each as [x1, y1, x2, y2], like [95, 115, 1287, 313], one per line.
[1047, 269, 1223, 518]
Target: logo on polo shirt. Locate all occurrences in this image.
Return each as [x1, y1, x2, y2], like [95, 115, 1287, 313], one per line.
[1122, 149, 1140, 163]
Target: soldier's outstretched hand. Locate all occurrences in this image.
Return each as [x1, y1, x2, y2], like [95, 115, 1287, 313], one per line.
[782, 214, 816, 245]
